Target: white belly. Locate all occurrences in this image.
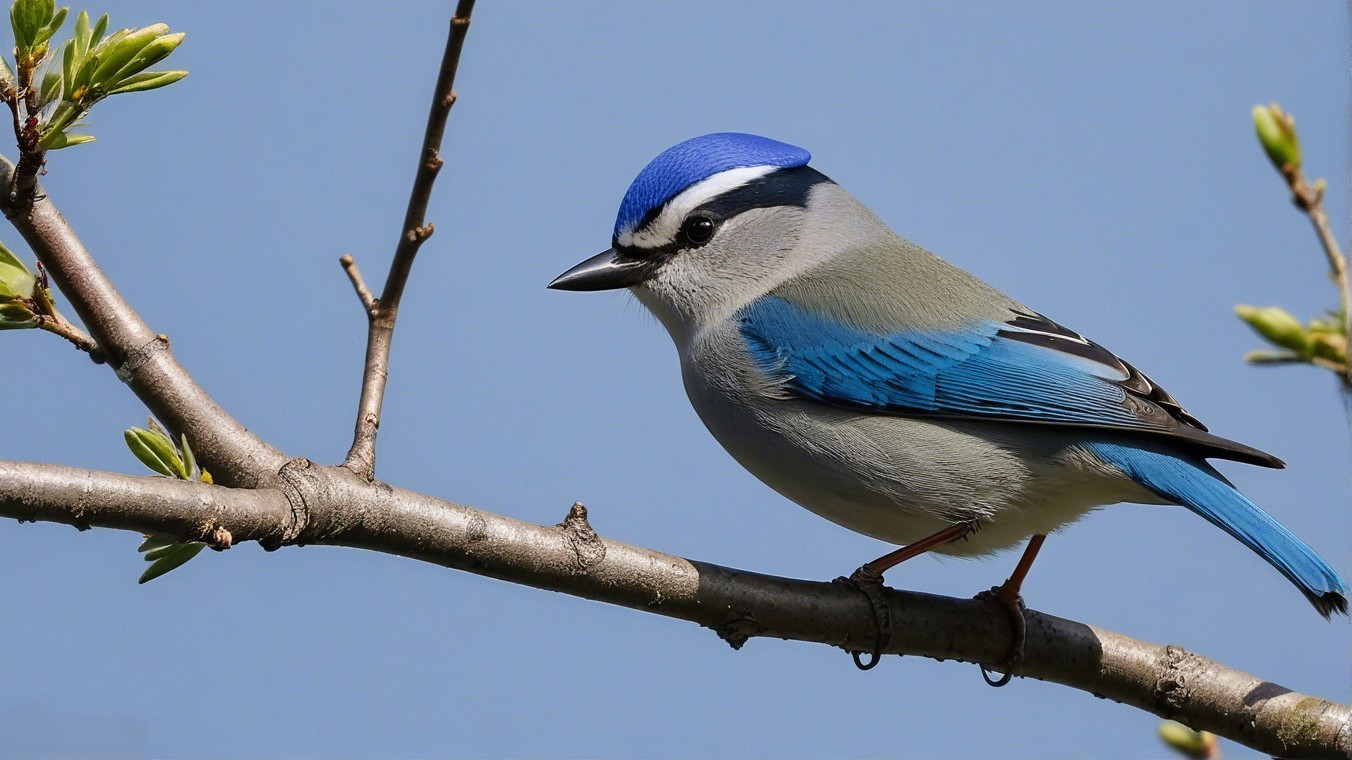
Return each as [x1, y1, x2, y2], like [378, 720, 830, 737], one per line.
[680, 333, 1160, 557]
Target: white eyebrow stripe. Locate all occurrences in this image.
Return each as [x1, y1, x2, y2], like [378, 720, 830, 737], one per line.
[616, 165, 778, 249]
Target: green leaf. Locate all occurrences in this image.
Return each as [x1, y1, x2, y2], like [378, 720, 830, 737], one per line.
[60, 37, 74, 88]
[89, 24, 164, 87]
[1311, 331, 1347, 364]
[88, 12, 106, 47]
[1235, 304, 1310, 355]
[105, 69, 184, 95]
[10, 0, 54, 51]
[138, 533, 173, 553]
[69, 50, 98, 96]
[0, 301, 38, 328]
[0, 241, 36, 300]
[33, 6, 67, 49]
[34, 5, 66, 46]
[1158, 720, 1217, 759]
[1253, 103, 1301, 171]
[109, 32, 183, 83]
[41, 131, 94, 150]
[138, 541, 205, 583]
[180, 433, 197, 481]
[37, 66, 61, 105]
[1243, 349, 1303, 364]
[72, 8, 88, 46]
[124, 426, 187, 479]
[143, 542, 183, 561]
[0, 56, 15, 88]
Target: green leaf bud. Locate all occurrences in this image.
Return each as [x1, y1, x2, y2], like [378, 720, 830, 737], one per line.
[138, 533, 173, 553]
[1158, 721, 1217, 759]
[61, 36, 74, 86]
[105, 69, 184, 95]
[1235, 304, 1310, 355]
[111, 31, 183, 82]
[0, 241, 36, 300]
[37, 67, 61, 106]
[10, 0, 54, 53]
[124, 426, 188, 479]
[1252, 102, 1301, 171]
[0, 301, 38, 329]
[41, 131, 95, 150]
[1310, 331, 1347, 364]
[34, 6, 67, 49]
[88, 12, 107, 47]
[138, 541, 205, 583]
[88, 24, 164, 86]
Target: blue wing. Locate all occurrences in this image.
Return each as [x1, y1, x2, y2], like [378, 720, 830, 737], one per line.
[737, 296, 1280, 467]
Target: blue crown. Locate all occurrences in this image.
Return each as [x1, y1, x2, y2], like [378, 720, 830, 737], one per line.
[613, 133, 811, 237]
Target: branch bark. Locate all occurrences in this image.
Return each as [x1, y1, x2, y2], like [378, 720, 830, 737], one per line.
[0, 458, 1346, 759]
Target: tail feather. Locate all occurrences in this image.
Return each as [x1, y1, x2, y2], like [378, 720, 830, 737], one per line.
[1088, 441, 1348, 618]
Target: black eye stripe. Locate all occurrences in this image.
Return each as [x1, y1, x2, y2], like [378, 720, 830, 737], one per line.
[613, 166, 833, 261]
[689, 165, 831, 219]
[625, 165, 833, 245]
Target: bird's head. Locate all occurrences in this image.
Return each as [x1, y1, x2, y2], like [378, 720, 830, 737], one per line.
[549, 132, 847, 332]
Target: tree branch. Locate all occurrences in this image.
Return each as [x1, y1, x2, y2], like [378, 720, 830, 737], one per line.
[0, 458, 1344, 759]
[339, 253, 376, 312]
[1281, 163, 1352, 388]
[0, 155, 287, 487]
[343, 0, 475, 480]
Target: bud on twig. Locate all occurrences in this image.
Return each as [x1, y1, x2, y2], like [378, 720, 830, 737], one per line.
[1159, 720, 1220, 759]
[1235, 304, 1310, 356]
[1252, 103, 1301, 172]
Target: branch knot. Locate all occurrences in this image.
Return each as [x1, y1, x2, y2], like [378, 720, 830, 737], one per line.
[266, 458, 315, 550]
[557, 502, 605, 572]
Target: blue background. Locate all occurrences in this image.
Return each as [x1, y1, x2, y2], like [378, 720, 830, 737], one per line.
[0, 2, 1347, 757]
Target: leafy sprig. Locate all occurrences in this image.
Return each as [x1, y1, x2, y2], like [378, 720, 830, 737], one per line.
[1239, 103, 1349, 383]
[125, 419, 213, 583]
[2, 1, 186, 157]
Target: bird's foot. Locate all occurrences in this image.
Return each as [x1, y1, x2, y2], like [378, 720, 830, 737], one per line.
[974, 584, 1027, 687]
[833, 566, 892, 670]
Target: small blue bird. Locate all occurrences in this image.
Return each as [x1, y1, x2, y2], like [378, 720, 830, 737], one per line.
[549, 132, 1349, 623]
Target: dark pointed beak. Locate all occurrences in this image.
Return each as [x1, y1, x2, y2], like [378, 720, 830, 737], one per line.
[548, 248, 650, 291]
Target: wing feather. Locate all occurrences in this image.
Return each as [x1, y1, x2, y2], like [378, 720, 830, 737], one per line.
[737, 296, 1281, 467]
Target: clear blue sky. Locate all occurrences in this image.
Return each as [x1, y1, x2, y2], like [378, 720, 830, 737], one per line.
[0, 2, 1347, 758]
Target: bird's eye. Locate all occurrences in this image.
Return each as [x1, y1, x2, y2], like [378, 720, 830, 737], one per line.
[679, 216, 716, 246]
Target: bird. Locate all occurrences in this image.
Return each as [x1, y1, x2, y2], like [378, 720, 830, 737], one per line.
[548, 132, 1349, 633]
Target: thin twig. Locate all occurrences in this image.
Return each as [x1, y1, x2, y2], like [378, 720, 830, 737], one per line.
[339, 254, 376, 313]
[36, 313, 103, 362]
[343, 0, 476, 480]
[0, 457, 1345, 759]
[1282, 164, 1351, 387]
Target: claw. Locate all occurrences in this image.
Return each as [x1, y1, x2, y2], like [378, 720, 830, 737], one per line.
[975, 585, 1027, 687]
[835, 521, 986, 672]
[834, 569, 891, 670]
[974, 533, 1045, 687]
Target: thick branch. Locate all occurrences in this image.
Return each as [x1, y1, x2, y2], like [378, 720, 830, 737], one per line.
[344, 0, 476, 480]
[0, 156, 287, 487]
[1, 458, 1344, 759]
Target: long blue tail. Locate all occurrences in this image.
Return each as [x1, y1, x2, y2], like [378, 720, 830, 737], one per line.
[1088, 441, 1348, 617]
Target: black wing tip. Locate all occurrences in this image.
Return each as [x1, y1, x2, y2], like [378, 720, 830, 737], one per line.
[1308, 589, 1349, 619]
